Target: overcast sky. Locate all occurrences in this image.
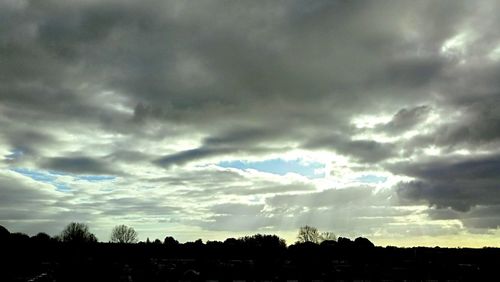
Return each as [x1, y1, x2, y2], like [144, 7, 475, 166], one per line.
[2, 0, 500, 246]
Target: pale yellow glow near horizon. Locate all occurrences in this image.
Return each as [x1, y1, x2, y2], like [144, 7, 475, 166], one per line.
[373, 231, 500, 248]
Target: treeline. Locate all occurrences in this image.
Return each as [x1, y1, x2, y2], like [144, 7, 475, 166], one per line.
[0, 223, 374, 249]
[2, 224, 500, 281]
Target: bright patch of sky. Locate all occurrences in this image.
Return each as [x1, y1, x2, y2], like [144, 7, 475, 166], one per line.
[218, 158, 325, 179]
[351, 114, 392, 129]
[356, 175, 387, 184]
[488, 44, 500, 61]
[440, 31, 476, 63]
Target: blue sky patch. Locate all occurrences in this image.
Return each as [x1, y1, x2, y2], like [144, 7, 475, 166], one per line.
[218, 159, 324, 178]
[11, 167, 116, 192]
[12, 167, 70, 192]
[12, 167, 57, 182]
[49, 170, 115, 182]
[77, 175, 116, 182]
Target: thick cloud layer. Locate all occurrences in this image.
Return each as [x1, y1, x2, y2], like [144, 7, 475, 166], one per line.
[2, 0, 500, 245]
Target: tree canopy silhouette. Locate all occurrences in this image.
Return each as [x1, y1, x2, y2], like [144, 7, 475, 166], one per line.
[110, 224, 138, 243]
[0, 225, 9, 241]
[164, 236, 180, 247]
[60, 222, 97, 243]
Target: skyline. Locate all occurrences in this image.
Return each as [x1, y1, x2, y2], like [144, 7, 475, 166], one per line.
[2, 0, 500, 247]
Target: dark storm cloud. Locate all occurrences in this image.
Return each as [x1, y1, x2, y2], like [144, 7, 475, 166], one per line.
[427, 206, 500, 230]
[394, 154, 500, 212]
[41, 156, 118, 175]
[369, 56, 447, 89]
[437, 96, 500, 147]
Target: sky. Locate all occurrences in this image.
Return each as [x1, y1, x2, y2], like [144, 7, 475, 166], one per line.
[1, 0, 500, 247]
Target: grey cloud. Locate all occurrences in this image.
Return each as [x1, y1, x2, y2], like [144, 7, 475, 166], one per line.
[198, 187, 406, 234]
[152, 168, 315, 198]
[427, 205, 500, 231]
[402, 65, 500, 152]
[0, 128, 57, 166]
[437, 97, 500, 147]
[392, 154, 500, 181]
[0, 171, 71, 235]
[0, 172, 62, 208]
[3, 0, 500, 240]
[155, 147, 232, 167]
[0, 0, 478, 161]
[154, 126, 292, 167]
[305, 134, 394, 163]
[41, 156, 118, 175]
[369, 56, 447, 89]
[380, 105, 431, 134]
[100, 197, 179, 217]
[104, 150, 152, 163]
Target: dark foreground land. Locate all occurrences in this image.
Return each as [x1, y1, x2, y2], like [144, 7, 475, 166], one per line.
[3, 235, 500, 282]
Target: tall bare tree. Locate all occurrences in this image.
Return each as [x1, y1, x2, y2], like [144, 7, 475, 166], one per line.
[110, 225, 138, 243]
[297, 226, 337, 243]
[297, 225, 321, 243]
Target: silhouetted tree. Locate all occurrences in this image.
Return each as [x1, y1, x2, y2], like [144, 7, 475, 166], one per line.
[240, 234, 287, 249]
[354, 237, 374, 248]
[337, 237, 354, 247]
[320, 239, 338, 247]
[31, 232, 51, 243]
[297, 225, 321, 243]
[223, 238, 241, 249]
[10, 232, 30, 244]
[110, 224, 138, 243]
[60, 222, 97, 243]
[163, 236, 179, 247]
